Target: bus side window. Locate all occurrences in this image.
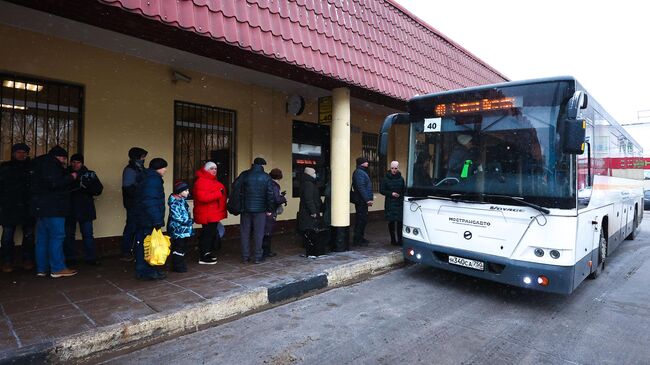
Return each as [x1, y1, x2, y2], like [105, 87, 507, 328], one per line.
[578, 124, 594, 208]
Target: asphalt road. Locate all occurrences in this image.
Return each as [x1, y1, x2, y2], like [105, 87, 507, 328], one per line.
[103, 218, 650, 365]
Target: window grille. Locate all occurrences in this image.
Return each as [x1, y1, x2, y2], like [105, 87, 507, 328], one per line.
[1, 73, 83, 161]
[362, 132, 381, 191]
[174, 101, 236, 192]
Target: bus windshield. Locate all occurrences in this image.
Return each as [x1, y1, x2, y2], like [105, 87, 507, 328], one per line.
[406, 81, 576, 209]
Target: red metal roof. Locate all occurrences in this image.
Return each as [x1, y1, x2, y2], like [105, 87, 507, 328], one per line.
[99, 0, 508, 101]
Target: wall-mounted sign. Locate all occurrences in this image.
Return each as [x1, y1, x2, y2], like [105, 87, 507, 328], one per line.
[318, 96, 332, 124]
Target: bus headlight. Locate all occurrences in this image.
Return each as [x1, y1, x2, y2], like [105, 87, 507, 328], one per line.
[550, 250, 561, 259]
[405, 227, 411, 234]
[534, 248, 544, 257]
[412, 228, 419, 236]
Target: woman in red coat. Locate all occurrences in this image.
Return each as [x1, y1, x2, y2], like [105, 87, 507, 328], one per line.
[192, 161, 227, 264]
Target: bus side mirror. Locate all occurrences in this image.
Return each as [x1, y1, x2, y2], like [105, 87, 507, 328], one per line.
[563, 119, 586, 154]
[567, 91, 588, 119]
[379, 113, 409, 158]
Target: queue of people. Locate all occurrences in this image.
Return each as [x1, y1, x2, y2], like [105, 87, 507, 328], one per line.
[1, 142, 404, 280]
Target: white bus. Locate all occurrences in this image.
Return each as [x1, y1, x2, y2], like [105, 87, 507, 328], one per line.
[379, 77, 643, 294]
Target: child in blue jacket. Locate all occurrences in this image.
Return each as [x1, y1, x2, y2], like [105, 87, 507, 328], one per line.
[167, 181, 193, 272]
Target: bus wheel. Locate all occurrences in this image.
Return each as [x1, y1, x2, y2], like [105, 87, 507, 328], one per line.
[625, 208, 638, 240]
[589, 229, 607, 280]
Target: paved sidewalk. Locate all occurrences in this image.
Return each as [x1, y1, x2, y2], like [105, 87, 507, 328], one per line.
[0, 221, 403, 363]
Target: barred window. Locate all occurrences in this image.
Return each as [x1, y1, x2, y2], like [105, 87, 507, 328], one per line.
[174, 101, 236, 192]
[362, 132, 381, 191]
[1, 73, 83, 161]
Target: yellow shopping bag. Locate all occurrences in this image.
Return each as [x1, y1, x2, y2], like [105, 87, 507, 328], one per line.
[143, 228, 171, 266]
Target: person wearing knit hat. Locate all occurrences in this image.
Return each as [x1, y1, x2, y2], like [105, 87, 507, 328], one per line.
[149, 157, 168, 172]
[0, 143, 35, 272]
[351, 156, 373, 246]
[356, 156, 369, 167]
[11, 142, 30, 154]
[30, 145, 79, 278]
[380, 160, 405, 246]
[167, 180, 193, 272]
[304, 167, 316, 179]
[131, 156, 168, 280]
[193, 161, 227, 264]
[64, 153, 104, 266]
[121, 146, 148, 261]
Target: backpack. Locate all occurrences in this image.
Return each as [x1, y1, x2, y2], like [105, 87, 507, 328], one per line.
[226, 172, 246, 216]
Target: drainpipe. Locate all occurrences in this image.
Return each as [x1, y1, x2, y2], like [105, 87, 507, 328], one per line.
[331, 87, 351, 250]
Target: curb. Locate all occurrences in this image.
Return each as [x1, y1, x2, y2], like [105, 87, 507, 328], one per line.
[1, 251, 404, 364]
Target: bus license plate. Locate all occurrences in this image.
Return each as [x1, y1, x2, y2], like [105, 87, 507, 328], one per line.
[448, 255, 484, 271]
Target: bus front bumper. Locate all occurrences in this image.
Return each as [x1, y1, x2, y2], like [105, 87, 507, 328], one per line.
[403, 238, 577, 294]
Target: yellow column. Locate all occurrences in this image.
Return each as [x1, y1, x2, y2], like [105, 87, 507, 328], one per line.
[330, 88, 351, 250]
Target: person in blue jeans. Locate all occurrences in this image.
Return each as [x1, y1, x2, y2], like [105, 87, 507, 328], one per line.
[30, 146, 78, 278]
[132, 158, 168, 280]
[64, 154, 104, 266]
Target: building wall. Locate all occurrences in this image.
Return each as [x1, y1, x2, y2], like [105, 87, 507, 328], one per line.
[0, 24, 395, 238]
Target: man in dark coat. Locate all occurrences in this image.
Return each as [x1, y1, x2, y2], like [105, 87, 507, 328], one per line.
[121, 147, 147, 261]
[380, 161, 405, 246]
[0, 143, 35, 272]
[351, 157, 374, 246]
[297, 167, 322, 233]
[132, 158, 168, 280]
[234, 157, 274, 264]
[31, 146, 79, 278]
[64, 154, 103, 265]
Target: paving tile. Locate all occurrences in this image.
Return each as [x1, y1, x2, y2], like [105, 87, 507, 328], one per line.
[144, 290, 204, 313]
[63, 281, 123, 303]
[76, 293, 156, 327]
[1, 293, 69, 315]
[13, 315, 94, 347]
[128, 282, 187, 302]
[8, 303, 82, 329]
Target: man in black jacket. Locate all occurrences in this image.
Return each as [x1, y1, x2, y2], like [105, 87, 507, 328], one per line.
[132, 158, 168, 280]
[351, 157, 374, 246]
[64, 154, 104, 266]
[121, 147, 147, 261]
[234, 157, 274, 264]
[31, 146, 78, 278]
[0, 143, 35, 273]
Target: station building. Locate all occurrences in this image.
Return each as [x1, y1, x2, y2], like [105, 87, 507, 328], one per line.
[0, 0, 507, 249]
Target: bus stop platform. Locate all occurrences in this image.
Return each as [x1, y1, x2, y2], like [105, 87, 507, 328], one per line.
[0, 221, 404, 364]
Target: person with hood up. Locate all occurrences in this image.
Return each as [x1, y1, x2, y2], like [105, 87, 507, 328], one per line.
[167, 181, 193, 273]
[121, 147, 147, 261]
[192, 161, 227, 265]
[132, 157, 167, 280]
[380, 161, 405, 246]
[31, 145, 79, 278]
[0, 143, 35, 272]
[351, 157, 373, 246]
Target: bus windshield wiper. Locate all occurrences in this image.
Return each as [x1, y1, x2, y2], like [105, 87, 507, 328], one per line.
[449, 193, 485, 204]
[407, 196, 438, 202]
[483, 194, 550, 215]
